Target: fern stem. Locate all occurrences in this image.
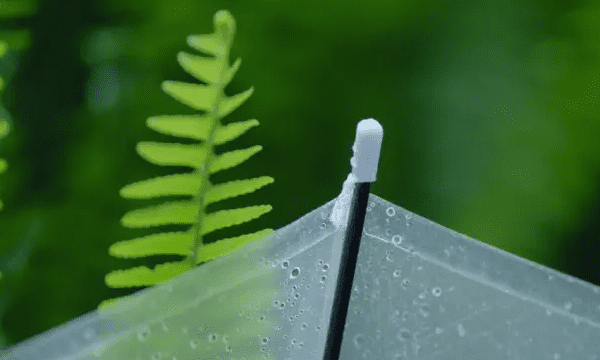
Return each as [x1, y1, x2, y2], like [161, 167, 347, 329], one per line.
[188, 51, 231, 268]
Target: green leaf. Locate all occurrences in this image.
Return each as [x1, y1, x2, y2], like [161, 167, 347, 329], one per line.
[146, 114, 213, 141]
[120, 173, 203, 199]
[213, 119, 259, 145]
[220, 57, 241, 88]
[105, 261, 190, 288]
[161, 81, 219, 111]
[0, 120, 9, 138]
[196, 228, 273, 264]
[186, 34, 227, 58]
[209, 145, 263, 174]
[206, 176, 274, 205]
[109, 231, 193, 258]
[0, 40, 7, 57]
[177, 51, 224, 85]
[121, 200, 199, 228]
[136, 141, 207, 168]
[201, 205, 272, 235]
[218, 87, 253, 118]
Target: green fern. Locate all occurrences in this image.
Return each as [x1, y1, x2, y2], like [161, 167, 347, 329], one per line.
[102, 10, 274, 307]
[0, 40, 10, 212]
[0, 40, 8, 284]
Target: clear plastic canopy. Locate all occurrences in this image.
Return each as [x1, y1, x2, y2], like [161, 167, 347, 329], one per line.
[2, 193, 600, 359]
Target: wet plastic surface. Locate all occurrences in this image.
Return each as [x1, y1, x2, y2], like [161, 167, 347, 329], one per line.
[3, 194, 600, 359]
[341, 194, 600, 359]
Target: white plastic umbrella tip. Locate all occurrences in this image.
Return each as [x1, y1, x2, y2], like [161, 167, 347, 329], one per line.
[351, 118, 383, 182]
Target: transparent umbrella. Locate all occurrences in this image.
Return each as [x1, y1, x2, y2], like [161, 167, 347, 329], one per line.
[2, 119, 600, 360]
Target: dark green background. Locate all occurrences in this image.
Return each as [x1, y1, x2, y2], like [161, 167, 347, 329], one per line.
[0, 0, 599, 347]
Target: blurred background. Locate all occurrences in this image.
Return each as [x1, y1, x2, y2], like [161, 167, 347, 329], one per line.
[0, 0, 599, 347]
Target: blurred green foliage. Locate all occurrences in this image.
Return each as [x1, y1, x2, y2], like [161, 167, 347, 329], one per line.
[0, 0, 598, 348]
[0, 0, 36, 349]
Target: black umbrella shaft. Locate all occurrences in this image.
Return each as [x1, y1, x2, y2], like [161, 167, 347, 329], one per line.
[322, 182, 371, 360]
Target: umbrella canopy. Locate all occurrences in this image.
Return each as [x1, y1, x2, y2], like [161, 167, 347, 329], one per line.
[2, 121, 600, 360]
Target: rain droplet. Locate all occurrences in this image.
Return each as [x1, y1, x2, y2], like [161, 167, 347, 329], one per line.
[294, 293, 300, 299]
[83, 328, 95, 340]
[397, 329, 411, 342]
[432, 287, 442, 297]
[290, 267, 300, 278]
[322, 264, 329, 271]
[402, 311, 410, 322]
[136, 326, 151, 342]
[208, 333, 218, 342]
[262, 337, 270, 344]
[320, 222, 327, 229]
[386, 207, 396, 217]
[391, 235, 403, 247]
[320, 275, 327, 283]
[301, 323, 308, 330]
[281, 261, 289, 269]
[393, 269, 401, 277]
[457, 324, 466, 337]
[353, 333, 365, 348]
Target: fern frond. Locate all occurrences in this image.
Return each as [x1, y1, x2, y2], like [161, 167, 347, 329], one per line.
[105, 10, 274, 298]
[0, 40, 10, 212]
